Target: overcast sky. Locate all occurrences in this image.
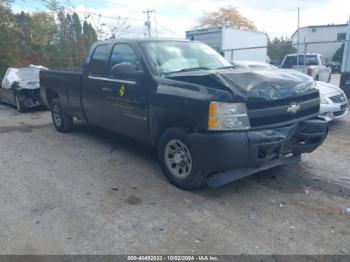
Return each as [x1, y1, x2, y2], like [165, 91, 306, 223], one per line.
[13, 0, 350, 39]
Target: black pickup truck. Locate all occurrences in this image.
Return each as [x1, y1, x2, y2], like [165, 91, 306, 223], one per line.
[40, 39, 328, 190]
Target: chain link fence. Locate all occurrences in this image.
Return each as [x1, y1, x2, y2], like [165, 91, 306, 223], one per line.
[222, 40, 349, 73]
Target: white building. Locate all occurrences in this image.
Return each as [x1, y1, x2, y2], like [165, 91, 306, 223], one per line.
[186, 27, 269, 62]
[291, 24, 348, 61]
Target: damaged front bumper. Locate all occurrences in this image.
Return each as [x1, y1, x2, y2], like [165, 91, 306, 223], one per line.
[188, 119, 328, 188]
[17, 89, 41, 108]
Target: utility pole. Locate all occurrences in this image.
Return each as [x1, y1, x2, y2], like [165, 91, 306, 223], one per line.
[296, 7, 300, 70]
[143, 9, 154, 38]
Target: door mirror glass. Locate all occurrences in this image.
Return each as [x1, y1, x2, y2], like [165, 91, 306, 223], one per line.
[109, 43, 144, 81]
[111, 63, 144, 80]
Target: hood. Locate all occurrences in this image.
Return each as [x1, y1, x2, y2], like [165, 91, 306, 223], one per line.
[315, 81, 343, 95]
[17, 80, 40, 90]
[166, 68, 315, 101]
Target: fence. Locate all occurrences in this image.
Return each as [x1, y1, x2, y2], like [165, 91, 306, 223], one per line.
[221, 39, 350, 72]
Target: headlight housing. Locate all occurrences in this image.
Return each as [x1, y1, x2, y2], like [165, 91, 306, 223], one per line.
[320, 96, 329, 105]
[208, 102, 250, 131]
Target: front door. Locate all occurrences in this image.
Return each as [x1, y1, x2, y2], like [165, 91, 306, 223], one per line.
[103, 43, 150, 141]
[0, 86, 14, 105]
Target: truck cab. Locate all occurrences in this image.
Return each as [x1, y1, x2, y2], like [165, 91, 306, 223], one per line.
[281, 53, 331, 82]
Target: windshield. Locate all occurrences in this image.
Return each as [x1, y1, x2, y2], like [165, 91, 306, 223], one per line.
[13, 68, 40, 81]
[142, 41, 232, 75]
[283, 55, 318, 67]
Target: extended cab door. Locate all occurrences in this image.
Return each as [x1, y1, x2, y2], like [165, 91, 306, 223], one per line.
[102, 43, 150, 141]
[81, 43, 113, 126]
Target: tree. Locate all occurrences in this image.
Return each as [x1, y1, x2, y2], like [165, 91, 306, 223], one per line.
[0, 0, 98, 76]
[200, 6, 256, 31]
[333, 44, 344, 63]
[267, 37, 297, 65]
[0, 4, 21, 76]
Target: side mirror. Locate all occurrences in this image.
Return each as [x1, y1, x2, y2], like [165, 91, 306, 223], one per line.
[111, 63, 144, 81]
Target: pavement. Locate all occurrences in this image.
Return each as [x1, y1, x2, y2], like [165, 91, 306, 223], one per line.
[0, 79, 349, 254]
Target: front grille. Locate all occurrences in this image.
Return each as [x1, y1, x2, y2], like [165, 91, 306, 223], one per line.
[330, 94, 347, 103]
[334, 109, 347, 117]
[247, 90, 320, 128]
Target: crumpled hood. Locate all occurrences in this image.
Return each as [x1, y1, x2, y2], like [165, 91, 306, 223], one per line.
[17, 80, 40, 90]
[166, 68, 315, 101]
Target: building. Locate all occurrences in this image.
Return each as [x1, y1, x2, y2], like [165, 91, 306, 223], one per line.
[291, 24, 348, 61]
[186, 27, 269, 62]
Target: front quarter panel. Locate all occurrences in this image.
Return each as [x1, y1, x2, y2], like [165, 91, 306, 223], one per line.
[150, 77, 235, 134]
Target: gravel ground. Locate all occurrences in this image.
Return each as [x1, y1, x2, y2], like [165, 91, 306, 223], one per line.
[0, 81, 349, 254]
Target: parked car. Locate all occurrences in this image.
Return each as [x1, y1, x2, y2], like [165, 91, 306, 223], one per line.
[281, 53, 331, 82]
[0, 66, 47, 112]
[330, 62, 341, 74]
[232, 60, 349, 122]
[40, 39, 328, 190]
[316, 81, 348, 121]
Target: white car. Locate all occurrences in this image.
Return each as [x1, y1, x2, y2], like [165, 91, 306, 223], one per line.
[316, 81, 348, 121]
[231, 60, 348, 121]
[281, 53, 331, 83]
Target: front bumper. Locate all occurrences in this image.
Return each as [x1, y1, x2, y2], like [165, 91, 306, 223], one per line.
[319, 93, 348, 121]
[188, 119, 328, 188]
[17, 89, 41, 108]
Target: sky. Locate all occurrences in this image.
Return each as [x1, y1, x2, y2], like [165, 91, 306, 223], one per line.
[12, 0, 350, 39]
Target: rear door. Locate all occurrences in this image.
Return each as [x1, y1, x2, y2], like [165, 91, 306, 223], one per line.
[81, 44, 112, 126]
[320, 55, 331, 82]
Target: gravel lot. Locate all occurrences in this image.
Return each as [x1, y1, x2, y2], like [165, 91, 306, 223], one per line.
[0, 76, 349, 255]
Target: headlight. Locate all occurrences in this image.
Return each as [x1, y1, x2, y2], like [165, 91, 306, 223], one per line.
[208, 102, 250, 131]
[320, 96, 329, 105]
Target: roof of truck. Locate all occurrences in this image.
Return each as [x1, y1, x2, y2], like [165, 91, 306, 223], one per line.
[95, 38, 190, 45]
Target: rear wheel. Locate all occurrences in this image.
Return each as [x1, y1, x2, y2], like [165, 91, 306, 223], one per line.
[158, 127, 206, 190]
[315, 75, 319, 81]
[51, 98, 73, 132]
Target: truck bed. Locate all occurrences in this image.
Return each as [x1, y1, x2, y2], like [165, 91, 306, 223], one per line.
[40, 68, 85, 119]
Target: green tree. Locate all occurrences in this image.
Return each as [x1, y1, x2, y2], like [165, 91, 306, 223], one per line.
[267, 37, 296, 65]
[0, 4, 21, 76]
[333, 44, 344, 63]
[200, 6, 256, 31]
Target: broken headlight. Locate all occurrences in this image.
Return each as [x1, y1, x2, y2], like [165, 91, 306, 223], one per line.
[208, 102, 250, 131]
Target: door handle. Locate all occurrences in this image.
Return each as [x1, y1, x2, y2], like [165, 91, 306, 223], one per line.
[101, 87, 113, 92]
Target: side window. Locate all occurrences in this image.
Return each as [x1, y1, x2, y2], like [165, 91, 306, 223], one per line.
[109, 44, 142, 76]
[90, 44, 110, 77]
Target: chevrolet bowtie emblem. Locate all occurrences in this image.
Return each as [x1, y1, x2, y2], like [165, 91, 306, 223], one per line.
[287, 103, 301, 114]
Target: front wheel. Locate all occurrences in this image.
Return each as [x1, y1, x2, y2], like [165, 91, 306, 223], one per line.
[51, 98, 74, 132]
[158, 128, 206, 190]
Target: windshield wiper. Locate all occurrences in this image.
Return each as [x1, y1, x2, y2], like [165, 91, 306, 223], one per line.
[166, 67, 211, 74]
[216, 66, 237, 69]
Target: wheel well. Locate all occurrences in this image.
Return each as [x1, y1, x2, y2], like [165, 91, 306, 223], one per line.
[46, 89, 59, 108]
[153, 114, 199, 145]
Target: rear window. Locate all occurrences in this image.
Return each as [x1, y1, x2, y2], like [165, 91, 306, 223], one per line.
[90, 44, 110, 76]
[282, 55, 318, 67]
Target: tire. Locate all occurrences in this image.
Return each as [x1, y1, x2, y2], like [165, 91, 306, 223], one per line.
[15, 95, 25, 113]
[315, 75, 319, 81]
[51, 98, 74, 132]
[327, 74, 331, 83]
[158, 127, 206, 190]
